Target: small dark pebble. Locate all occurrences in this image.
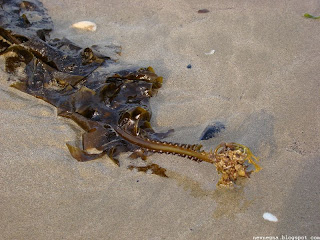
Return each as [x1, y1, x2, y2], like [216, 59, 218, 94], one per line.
[198, 9, 210, 13]
[200, 122, 225, 140]
[136, 180, 139, 182]
[187, 64, 192, 69]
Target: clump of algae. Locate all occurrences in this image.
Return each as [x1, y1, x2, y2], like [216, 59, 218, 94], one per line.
[213, 142, 261, 186]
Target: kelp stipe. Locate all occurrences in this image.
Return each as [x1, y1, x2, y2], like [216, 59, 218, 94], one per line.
[116, 121, 261, 186]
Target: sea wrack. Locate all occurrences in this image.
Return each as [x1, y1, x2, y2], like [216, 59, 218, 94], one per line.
[0, 0, 261, 186]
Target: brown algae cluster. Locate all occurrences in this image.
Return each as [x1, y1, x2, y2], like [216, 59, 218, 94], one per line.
[0, 0, 261, 186]
[214, 143, 261, 186]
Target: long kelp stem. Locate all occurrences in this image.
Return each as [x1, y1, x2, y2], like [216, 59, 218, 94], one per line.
[115, 126, 214, 163]
[115, 126, 261, 186]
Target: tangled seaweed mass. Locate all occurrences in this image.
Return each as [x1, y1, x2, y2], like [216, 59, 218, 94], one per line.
[0, 0, 261, 186]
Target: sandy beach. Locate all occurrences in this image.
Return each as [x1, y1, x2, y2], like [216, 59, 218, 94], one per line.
[1, 0, 320, 239]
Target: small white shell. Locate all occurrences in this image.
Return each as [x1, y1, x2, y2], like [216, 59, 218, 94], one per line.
[263, 212, 278, 222]
[71, 21, 97, 32]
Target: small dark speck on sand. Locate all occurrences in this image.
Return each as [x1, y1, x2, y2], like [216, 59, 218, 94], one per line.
[198, 9, 210, 13]
[187, 64, 192, 69]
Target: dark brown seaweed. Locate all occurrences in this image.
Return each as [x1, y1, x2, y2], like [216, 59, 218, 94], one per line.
[0, 0, 261, 186]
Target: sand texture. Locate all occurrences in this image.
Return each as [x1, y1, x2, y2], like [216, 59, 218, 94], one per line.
[1, 0, 320, 239]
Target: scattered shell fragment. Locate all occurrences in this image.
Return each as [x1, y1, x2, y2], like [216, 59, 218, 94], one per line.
[71, 21, 97, 32]
[263, 212, 278, 222]
[205, 49, 215, 55]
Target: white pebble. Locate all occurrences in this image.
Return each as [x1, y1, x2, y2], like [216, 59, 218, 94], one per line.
[263, 212, 278, 222]
[205, 49, 215, 55]
[71, 21, 97, 32]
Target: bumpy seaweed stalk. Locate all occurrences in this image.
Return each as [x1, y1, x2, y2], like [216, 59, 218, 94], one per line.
[115, 126, 261, 186]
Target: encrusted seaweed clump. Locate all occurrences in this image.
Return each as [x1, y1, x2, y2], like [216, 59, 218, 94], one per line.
[214, 143, 261, 186]
[0, 0, 261, 186]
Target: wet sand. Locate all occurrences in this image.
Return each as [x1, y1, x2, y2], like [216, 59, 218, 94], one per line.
[1, 0, 320, 239]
